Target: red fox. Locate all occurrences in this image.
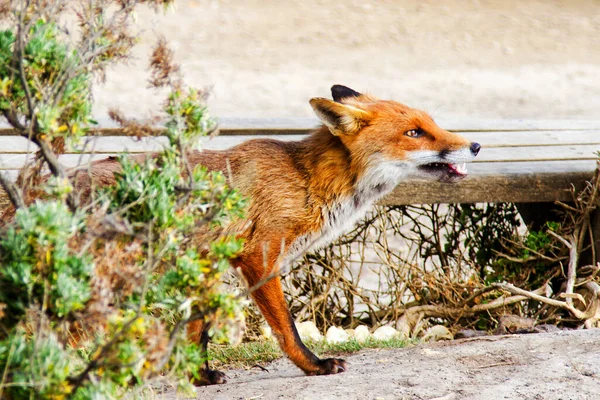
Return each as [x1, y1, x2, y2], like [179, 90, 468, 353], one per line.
[18, 85, 481, 384]
[183, 85, 480, 383]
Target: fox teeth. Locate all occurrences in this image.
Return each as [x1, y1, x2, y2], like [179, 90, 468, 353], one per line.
[456, 163, 467, 174]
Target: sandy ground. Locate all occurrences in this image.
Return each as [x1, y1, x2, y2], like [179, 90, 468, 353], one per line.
[94, 0, 600, 122]
[183, 329, 600, 400]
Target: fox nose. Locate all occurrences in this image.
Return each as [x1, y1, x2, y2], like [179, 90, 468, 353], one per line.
[470, 142, 481, 156]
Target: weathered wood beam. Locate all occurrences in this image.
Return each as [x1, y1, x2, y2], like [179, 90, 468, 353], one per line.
[1, 118, 600, 137]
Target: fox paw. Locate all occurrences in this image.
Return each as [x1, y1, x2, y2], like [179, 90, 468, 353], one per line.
[308, 358, 347, 375]
[193, 368, 228, 386]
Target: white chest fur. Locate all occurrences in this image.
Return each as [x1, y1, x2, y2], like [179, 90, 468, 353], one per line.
[283, 159, 410, 267]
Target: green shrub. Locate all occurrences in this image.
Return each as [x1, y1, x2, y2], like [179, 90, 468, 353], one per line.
[0, 1, 246, 398]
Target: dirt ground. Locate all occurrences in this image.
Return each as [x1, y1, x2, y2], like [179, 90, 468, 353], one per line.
[94, 0, 600, 122]
[91, 2, 600, 399]
[185, 329, 600, 400]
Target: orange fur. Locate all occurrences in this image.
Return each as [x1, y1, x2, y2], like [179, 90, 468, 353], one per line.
[166, 86, 479, 376]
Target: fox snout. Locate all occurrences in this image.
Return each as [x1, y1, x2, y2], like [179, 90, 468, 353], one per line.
[415, 141, 480, 182]
[440, 142, 480, 160]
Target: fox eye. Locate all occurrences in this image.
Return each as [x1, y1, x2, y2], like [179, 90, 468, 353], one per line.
[405, 129, 424, 138]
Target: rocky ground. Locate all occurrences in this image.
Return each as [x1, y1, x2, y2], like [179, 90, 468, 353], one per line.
[187, 329, 600, 400]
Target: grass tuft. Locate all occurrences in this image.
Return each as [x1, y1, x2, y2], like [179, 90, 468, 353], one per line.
[208, 337, 413, 370]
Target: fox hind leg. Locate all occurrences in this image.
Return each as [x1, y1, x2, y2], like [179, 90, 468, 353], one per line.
[187, 320, 227, 385]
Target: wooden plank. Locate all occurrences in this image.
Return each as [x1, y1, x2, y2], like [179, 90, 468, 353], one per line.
[2, 130, 600, 155]
[2, 143, 599, 169]
[0, 154, 116, 169]
[1, 160, 595, 179]
[0, 170, 17, 180]
[0, 135, 306, 154]
[463, 160, 596, 175]
[217, 117, 600, 133]
[0, 171, 592, 206]
[205, 129, 600, 147]
[382, 171, 592, 205]
[0, 136, 170, 153]
[0, 118, 318, 137]
[0, 136, 305, 167]
[1, 160, 596, 206]
[465, 131, 600, 148]
[474, 144, 600, 162]
[430, 118, 600, 132]
[2, 118, 600, 137]
[381, 160, 597, 204]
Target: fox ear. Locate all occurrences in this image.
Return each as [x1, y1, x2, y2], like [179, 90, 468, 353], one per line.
[309, 97, 369, 136]
[331, 84, 362, 103]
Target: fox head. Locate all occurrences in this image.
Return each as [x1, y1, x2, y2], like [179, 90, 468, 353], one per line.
[310, 85, 480, 184]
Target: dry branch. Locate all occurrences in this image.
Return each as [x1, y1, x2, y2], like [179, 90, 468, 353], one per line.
[402, 285, 548, 320]
[491, 283, 593, 320]
[0, 172, 24, 209]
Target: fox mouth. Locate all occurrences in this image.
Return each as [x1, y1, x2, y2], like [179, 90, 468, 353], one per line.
[419, 162, 468, 182]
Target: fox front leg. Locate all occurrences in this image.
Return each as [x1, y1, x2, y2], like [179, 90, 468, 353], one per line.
[246, 271, 346, 375]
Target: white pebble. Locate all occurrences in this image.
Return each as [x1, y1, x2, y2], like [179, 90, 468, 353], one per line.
[423, 325, 453, 342]
[295, 321, 323, 342]
[354, 325, 371, 342]
[260, 324, 272, 339]
[326, 326, 351, 343]
[373, 326, 399, 340]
